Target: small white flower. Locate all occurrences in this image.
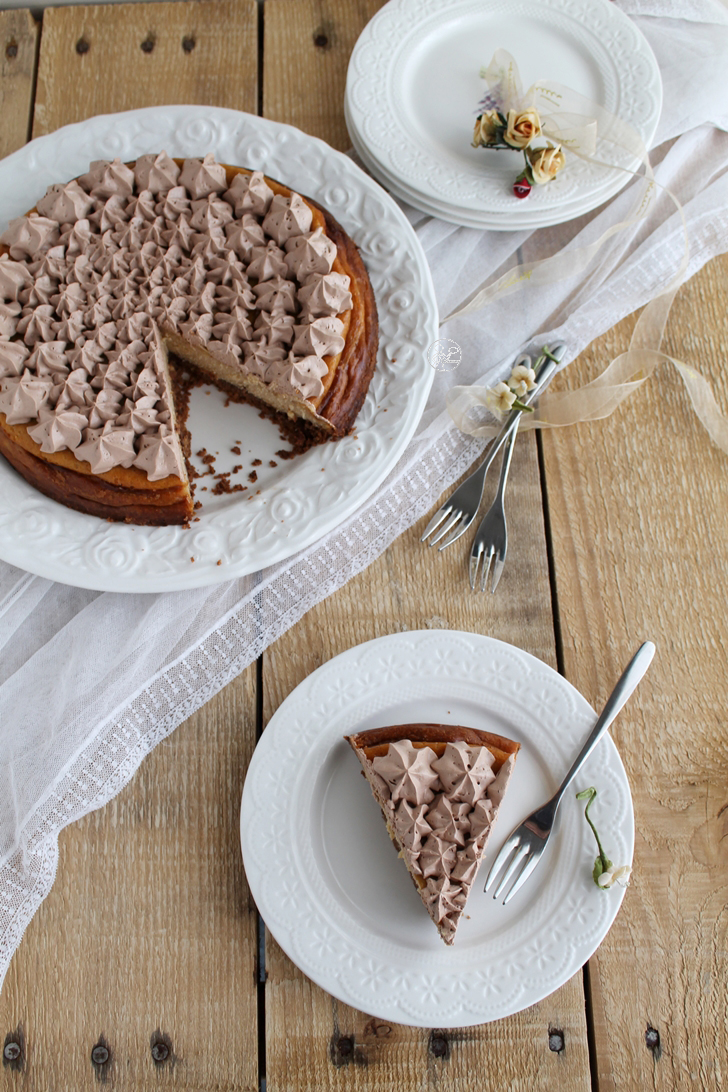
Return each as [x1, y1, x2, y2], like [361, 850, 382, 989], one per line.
[597, 864, 632, 889]
[485, 381, 517, 418]
[507, 363, 537, 398]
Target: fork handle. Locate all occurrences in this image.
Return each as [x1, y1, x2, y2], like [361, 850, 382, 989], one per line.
[479, 351, 560, 473]
[552, 642, 656, 812]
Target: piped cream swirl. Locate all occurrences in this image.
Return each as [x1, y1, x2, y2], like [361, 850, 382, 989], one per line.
[0, 155, 352, 478]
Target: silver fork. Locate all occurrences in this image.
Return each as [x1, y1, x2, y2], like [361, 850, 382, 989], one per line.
[484, 641, 656, 904]
[469, 423, 517, 592]
[470, 341, 567, 589]
[421, 345, 563, 551]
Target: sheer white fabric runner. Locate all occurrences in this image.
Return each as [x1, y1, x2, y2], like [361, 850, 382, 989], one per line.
[1, 0, 727, 986]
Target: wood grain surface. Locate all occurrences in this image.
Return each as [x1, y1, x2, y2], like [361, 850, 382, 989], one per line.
[541, 253, 728, 1092]
[260, 433, 592, 1092]
[0, 9, 38, 158]
[32, 0, 257, 138]
[0, 1, 727, 1090]
[1, 4, 260, 1090]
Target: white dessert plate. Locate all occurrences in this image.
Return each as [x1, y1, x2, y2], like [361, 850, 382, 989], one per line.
[0, 106, 437, 592]
[240, 631, 634, 1027]
[346, 0, 662, 229]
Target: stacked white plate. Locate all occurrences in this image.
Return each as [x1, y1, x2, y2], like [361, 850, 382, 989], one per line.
[345, 0, 663, 230]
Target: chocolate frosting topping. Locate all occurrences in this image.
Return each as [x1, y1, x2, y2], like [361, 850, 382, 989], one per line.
[0, 154, 355, 480]
[351, 731, 519, 942]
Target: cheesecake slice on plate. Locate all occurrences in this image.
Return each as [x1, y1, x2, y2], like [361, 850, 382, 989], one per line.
[346, 723, 520, 944]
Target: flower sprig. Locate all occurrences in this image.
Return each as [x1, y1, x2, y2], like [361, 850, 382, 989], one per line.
[472, 108, 566, 199]
[484, 360, 537, 419]
[576, 787, 632, 890]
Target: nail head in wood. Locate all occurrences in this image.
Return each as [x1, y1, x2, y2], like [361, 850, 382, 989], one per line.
[313, 30, 330, 49]
[646, 1026, 661, 1054]
[91, 1043, 110, 1066]
[151, 1040, 169, 1063]
[3, 1028, 24, 1071]
[548, 1028, 565, 1053]
[75, 38, 90, 55]
[141, 36, 155, 53]
[429, 1032, 449, 1059]
[150, 1030, 174, 1066]
[330, 1034, 362, 1067]
[182, 36, 196, 53]
[5, 41, 18, 60]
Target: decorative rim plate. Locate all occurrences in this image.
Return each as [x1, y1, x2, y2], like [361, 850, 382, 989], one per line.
[0, 106, 437, 592]
[346, 0, 662, 229]
[240, 631, 634, 1027]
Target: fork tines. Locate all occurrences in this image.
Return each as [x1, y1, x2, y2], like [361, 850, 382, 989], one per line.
[421, 506, 463, 547]
[469, 544, 505, 593]
[483, 838, 543, 904]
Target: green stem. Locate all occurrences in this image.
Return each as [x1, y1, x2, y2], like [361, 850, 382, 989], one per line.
[575, 787, 612, 871]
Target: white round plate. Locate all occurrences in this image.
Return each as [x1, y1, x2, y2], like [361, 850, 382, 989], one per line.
[346, 0, 662, 229]
[241, 631, 634, 1027]
[0, 106, 437, 592]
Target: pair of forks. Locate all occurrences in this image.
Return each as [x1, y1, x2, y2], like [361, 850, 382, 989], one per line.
[422, 343, 566, 591]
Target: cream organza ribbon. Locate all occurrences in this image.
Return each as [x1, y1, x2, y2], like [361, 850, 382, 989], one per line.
[445, 51, 728, 455]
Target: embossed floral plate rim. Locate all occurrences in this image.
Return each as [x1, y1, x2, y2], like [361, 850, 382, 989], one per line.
[240, 631, 635, 1027]
[345, 0, 662, 228]
[0, 105, 437, 592]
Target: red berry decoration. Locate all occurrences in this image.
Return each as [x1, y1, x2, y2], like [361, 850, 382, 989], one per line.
[513, 177, 532, 199]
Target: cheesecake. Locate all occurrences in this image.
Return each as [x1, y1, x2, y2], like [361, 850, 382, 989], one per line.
[346, 722, 520, 944]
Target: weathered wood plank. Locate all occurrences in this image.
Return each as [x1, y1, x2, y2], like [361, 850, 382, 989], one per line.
[263, 0, 385, 152]
[261, 438, 593, 1091]
[0, 2, 260, 1088]
[0, 668, 259, 1091]
[32, 0, 258, 138]
[541, 252, 728, 1092]
[261, 3, 591, 1088]
[0, 9, 38, 158]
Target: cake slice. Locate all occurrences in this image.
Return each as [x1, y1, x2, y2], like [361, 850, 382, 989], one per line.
[346, 723, 520, 944]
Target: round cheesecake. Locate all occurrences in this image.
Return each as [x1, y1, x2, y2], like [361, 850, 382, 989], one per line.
[0, 153, 378, 525]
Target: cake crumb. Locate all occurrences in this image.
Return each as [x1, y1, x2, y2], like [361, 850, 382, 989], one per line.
[231, 445, 241, 455]
[190, 556, 195, 562]
[269, 460, 277, 468]
[251, 458, 262, 467]
[196, 448, 216, 477]
[232, 464, 243, 474]
[212, 473, 247, 495]
[248, 470, 258, 483]
[193, 501, 202, 510]
[216, 560, 222, 566]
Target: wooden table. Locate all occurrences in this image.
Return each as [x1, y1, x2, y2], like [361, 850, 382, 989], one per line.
[1, 2, 726, 1089]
